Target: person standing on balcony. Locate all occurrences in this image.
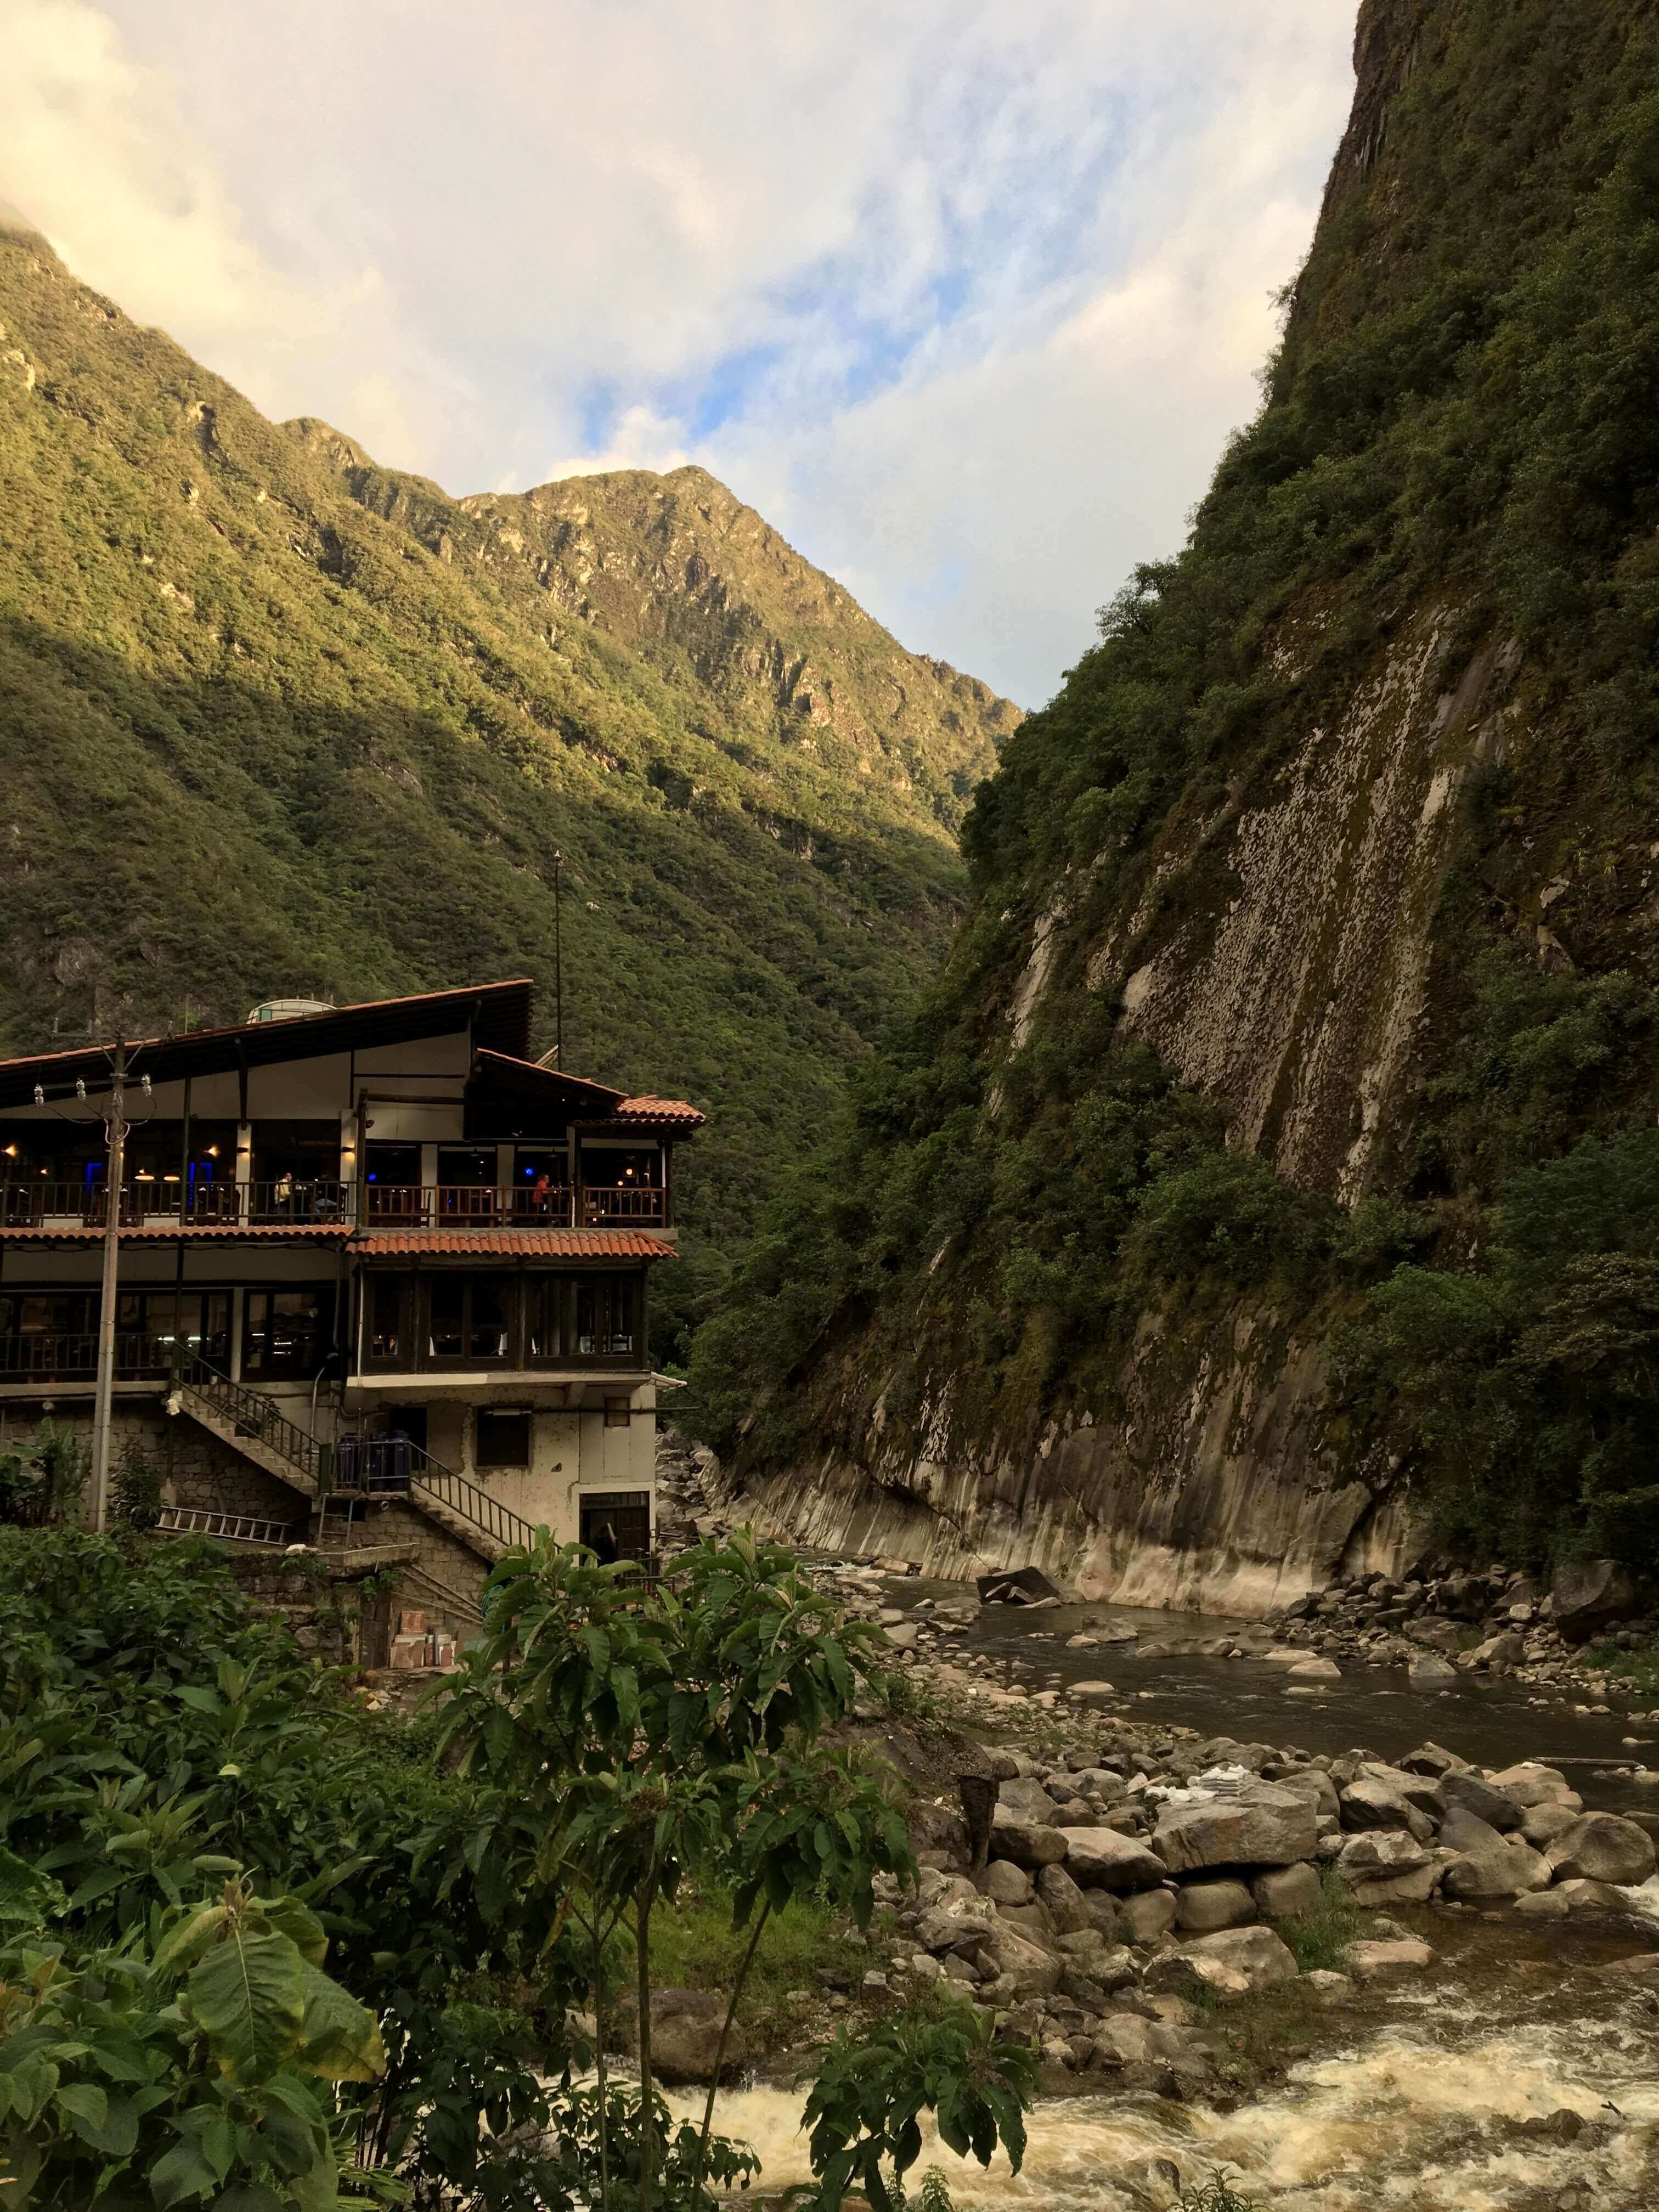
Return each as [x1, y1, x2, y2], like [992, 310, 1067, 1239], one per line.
[532, 1169, 551, 1219]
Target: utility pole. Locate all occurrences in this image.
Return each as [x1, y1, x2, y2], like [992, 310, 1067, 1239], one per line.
[88, 1042, 129, 1533]
[551, 849, 565, 1067]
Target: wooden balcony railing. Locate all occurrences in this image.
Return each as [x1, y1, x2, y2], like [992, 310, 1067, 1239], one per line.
[0, 1331, 172, 1383]
[1, 1178, 669, 1233]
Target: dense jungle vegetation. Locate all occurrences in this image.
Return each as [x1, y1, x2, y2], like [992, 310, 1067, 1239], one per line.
[0, 1528, 1031, 2211]
[690, 0, 1659, 1571]
[0, 225, 1014, 1359]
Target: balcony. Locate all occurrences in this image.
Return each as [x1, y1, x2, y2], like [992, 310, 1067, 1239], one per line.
[0, 1178, 668, 1234]
[0, 1331, 174, 1384]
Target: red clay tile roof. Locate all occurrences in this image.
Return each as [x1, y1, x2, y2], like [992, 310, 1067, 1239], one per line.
[356, 1230, 675, 1259]
[607, 1096, 707, 1128]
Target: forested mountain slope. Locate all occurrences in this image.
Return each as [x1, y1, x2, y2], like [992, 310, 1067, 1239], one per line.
[692, 0, 1659, 1599]
[0, 223, 1017, 1335]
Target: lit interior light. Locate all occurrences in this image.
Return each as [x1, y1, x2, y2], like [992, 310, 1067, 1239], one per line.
[2, 1144, 16, 1159]
[205, 1145, 219, 1158]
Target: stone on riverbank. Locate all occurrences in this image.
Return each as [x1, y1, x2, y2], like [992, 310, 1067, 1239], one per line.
[641, 1988, 752, 2085]
[1339, 1776, 1435, 1840]
[1175, 1878, 1257, 1933]
[1551, 1558, 1638, 1644]
[1034, 1862, 1094, 1933]
[1408, 1652, 1459, 1686]
[1544, 1812, 1657, 1888]
[1438, 1769, 1525, 1832]
[990, 1815, 1069, 1868]
[1251, 1862, 1324, 1918]
[1153, 1785, 1318, 1873]
[1121, 1888, 1179, 1944]
[1146, 1926, 1300, 2001]
[1346, 1938, 1435, 1978]
[1441, 1841, 1551, 1899]
[1063, 1827, 1170, 1890]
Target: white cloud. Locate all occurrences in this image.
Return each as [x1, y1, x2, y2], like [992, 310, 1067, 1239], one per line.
[0, 0, 1357, 700]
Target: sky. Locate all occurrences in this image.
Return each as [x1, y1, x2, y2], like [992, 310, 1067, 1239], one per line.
[0, 0, 1356, 707]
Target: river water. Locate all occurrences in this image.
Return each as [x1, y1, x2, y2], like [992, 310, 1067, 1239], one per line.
[683, 1567, 1659, 2207]
[883, 1578, 1659, 1814]
[680, 1970, 1659, 2207]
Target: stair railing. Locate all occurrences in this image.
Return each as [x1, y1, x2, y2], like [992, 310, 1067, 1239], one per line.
[328, 1431, 537, 1557]
[176, 1353, 330, 1492]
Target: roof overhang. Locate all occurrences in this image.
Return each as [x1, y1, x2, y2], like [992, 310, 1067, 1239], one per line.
[0, 981, 534, 1108]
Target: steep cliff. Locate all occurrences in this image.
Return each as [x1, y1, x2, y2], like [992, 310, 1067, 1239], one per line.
[692, 0, 1659, 1602]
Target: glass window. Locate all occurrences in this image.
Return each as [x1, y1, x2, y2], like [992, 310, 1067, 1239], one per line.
[368, 1277, 404, 1364]
[476, 1409, 531, 1469]
[428, 1277, 465, 1362]
[243, 1288, 334, 1379]
[528, 1274, 565, 1360]
[469, 1277, 510, 1361]
[575, 1276, 638, 1358]
[426, 1276, 512, 1364]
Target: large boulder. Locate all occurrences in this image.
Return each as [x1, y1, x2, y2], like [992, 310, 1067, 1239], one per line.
[1173, 1879, 1257, 1933]
[1487, 1763, 1579, 1811]
[1442, 1841, 1551, 1900]
[990, 1815, 1069, 1869]
[1339, 1778, 1434, 1841]
[1053, 1932, 1135, 1990]
[1521, 1802, 1580, 1850]
[1438, 1770, 1523, 1833]
[997, 1775, 1064, 1825]
[1153, 1785, 1318, 1874]
[1034, 1862, 1094, 1934]
[1252, 1863, 1323, 1920]
[1120, 1888, 1178, 1944]
[1145, 1926, 1300, 2002]
[916, 1891, 998, 1954]
[1545, 1813, 1657, 1888]
[974, 1925, 1062, 1999]
[1551, 1559, 1639, 1644]
[641, 1989, 752, 2085]
[1062, 1827, 1170, 1891]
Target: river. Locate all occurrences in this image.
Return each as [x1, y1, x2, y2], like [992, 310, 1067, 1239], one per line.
[883, 1577, 1658, 1815]
[678, 1565, 1659, 2207]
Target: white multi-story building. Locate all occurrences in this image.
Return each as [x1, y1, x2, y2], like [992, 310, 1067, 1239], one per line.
[0, 979, 702, 1626]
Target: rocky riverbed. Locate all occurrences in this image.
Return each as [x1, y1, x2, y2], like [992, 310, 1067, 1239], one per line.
[656, 1440, 1659, 2207]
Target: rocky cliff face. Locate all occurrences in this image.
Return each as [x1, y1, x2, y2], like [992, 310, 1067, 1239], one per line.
[697, 0, 1659, 1602]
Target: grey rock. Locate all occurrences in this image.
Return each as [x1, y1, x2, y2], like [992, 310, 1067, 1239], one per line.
[1346, 1938, 1435, 1979]
[1146, 1926, 1300, 2001]
[641, 1988, 752, 2086]
[1153, 1784, 1318, 1873]
[1551, 1558, 1639, 1643]
[1119, 1888, 1177, 1944]
[1034, 1862, 1095, 1935]
[1441, 1842, 1551, 1899]
[1438, 1770, 1523, 1833]
[1520, 1801, 1578, 1849]
[980, 1860, 1033, 1905]
[990, 1815, 1070, 1870]
[1339, 1778, 1434, 1841]
[1063, 1827, 1170, 1891]
[1173, 1878, 1257, 1933]
[1251, 1862, 1323, 1919]
[1544, 1812, 1657, 1888]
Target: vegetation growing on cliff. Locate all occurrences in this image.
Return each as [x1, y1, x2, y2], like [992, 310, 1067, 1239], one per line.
[690, 0, 1659, 1571]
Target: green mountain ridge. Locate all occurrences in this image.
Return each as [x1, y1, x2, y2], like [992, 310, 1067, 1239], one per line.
[692, 0, 1659, 1586]
[0, 221, 1018, 1342]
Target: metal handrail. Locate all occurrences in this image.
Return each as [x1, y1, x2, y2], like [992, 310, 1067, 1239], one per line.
[331, 1430, 535, 1555]
[176, 1352, 329, 1491]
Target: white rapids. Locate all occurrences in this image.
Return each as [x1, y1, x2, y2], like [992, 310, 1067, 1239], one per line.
[670, 1983, 1659, 2209]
